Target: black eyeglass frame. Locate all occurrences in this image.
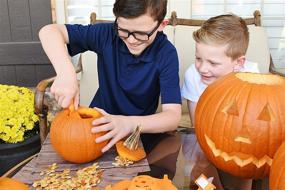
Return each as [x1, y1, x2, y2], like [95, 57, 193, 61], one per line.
[114, 18, 161, 42]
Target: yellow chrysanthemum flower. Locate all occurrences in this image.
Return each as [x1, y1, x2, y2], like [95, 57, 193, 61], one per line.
[0, 84, 39, 143]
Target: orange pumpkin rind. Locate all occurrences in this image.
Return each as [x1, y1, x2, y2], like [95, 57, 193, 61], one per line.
[68, 101, 102, 119]
[51, 105, 107, 163]
[105, 180, 131, 190]
[269, 141, 285, 190]
[195, 72, 285, 178]
[115, 141, 146, 162]
[77, 107, 102, 118]
[105, 175, 177, 190]
[0, 177, 29, 190]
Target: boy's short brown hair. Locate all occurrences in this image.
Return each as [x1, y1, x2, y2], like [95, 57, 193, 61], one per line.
[113, 0, 167, 23]
[193, 14, 249, 60]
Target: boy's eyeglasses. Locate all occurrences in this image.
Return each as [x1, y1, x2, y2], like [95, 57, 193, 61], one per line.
[114, 18, 160, 42]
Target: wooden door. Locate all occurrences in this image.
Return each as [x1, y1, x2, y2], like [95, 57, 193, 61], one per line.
[0, 0, 55, 86]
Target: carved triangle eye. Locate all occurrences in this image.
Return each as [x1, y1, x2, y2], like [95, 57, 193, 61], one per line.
[222, 100, 239, 116]
[258, 104, 275, 121]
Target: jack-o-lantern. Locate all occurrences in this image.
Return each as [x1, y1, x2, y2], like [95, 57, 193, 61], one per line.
[0, 177, 29, 190]
[51, 105, 108, 163]
[269, 141, 285, 190]
[195, 72, 285, 178]
[105, 175, 177, 190]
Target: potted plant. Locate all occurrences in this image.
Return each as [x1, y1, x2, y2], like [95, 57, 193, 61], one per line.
[0, 84, 41, 176]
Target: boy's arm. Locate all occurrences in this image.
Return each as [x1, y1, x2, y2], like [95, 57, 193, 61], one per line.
[92, 103, 181, 152]
[129, 103, 181, 133]
[187, 100, 197, 126]
[39, 24, 79, 108]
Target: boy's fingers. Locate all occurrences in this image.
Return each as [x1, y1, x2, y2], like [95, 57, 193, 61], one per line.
[95, 130, 115, 143]
[54, 93, 59, 101]
[58, 96, 64, 107]
[91, 123, 112, 133]
[92, 116, 110, 126]
[93, 107, 108, 116]
[61, 96, 72, 108]
[101, 136, 120, 153]
[74, 92, 79, 110]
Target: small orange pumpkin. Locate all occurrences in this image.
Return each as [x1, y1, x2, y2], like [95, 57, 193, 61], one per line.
[51, 105, 108, 163]
[0, 177, 29, 190]
[105, 175, 177, 190]
[269, 141, 285, 190]
[196, 72, 285, 178]
[105, 180, 131, 190]
[116, 141, 146, 162]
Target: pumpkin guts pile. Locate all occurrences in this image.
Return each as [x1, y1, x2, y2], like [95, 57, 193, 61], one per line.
[32, 163, 102, 189]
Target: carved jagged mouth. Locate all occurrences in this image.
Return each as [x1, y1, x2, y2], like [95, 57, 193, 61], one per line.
[205, 135, 273, 168]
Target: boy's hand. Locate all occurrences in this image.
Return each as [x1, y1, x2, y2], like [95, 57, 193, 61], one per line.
[50, 73, 79, 109]
[91, 108, 135, 153]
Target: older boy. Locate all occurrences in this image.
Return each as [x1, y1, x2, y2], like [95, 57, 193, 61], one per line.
[39, 0, 181, 153]
[181, 14, 259, 189]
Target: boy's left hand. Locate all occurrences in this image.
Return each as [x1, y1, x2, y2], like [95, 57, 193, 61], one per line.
[91, 107, 135, 153]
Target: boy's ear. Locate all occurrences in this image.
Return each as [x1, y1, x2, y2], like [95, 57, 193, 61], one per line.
[158, 19, 169, 31]
[234, 55, 246, 72]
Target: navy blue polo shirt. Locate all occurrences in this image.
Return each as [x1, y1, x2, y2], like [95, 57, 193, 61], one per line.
[66, 23, 181, 116]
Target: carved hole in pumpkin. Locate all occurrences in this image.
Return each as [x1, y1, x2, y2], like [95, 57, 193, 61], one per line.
[222, 100, 239, 116]
[78, 113, 93, 119]
[258, 103, 275, 121]
[76, 108, 102, 119]
[205, 135, 273, 167]
[234, 136, 252, 144]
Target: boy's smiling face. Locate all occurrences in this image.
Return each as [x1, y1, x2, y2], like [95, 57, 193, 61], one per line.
[116, 14, 165, 56]
[195, 42, 244, 85]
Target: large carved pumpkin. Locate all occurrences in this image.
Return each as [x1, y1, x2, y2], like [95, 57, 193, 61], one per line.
[195, 72, 285, 178]
[51, 106, 108, 163]
[269, 141, 285, 190]
[0, 177, 29, 190]
[105, 175, 177, 190]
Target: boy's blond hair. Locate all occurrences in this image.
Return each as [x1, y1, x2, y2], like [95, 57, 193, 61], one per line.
[193, 14, 249, 60]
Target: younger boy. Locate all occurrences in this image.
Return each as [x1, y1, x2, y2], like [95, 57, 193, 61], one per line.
[39, 0, 181, 153]
[181, 14, 259, 190]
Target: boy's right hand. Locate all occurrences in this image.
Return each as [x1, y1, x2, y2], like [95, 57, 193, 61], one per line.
[50, 72, 79, 109]
[38, 24, 79, 108]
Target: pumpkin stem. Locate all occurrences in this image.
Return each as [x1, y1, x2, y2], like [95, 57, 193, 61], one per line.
[123, 125, 141, 150]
